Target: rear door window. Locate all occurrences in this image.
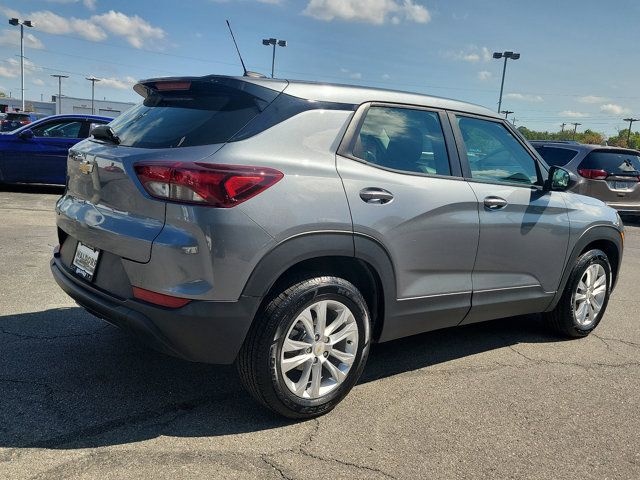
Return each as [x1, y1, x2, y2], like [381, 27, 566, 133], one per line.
[5, 113, 30, 122]
[534, 146, 579, 167]
[579, 150, 640, 175]
[108, 79, 280, 148]
[352, 106, 451, 176]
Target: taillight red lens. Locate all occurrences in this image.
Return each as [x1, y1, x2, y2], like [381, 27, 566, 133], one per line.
[133, 162, 283, 208]
[19, 120, 30, 125]
[578, 168, 608, 180]
[132, 286, 191, 308]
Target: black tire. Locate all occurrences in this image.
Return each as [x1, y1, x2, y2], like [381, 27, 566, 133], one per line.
[237, 276, 371, 419]
[544, 249, 612, 338]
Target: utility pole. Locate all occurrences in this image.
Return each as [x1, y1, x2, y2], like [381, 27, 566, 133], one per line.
[493, 51, 520, 113]
[51, 74, 68, 115]
[560, 123, 566, 132]
[85, 77, 100, 114]
[623, 117, 639, 147]
[500, 110, 514, 119]
[8, 18, 34, 112]
[571, 122, 581, 139]
[512, 117, 517, 127]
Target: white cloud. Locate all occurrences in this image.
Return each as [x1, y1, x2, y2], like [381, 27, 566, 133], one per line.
[98, 76, 137, 90]
[505, 93, 543, 103]
[382, 73, 391, 80]
[0, 58, 37, 79]
[1, 7, 164, 48]
[559, 110, 589, 118]
[477, 70, 492, 81]
[0, 29, 44, 49]
[446, 45, 491, 63]
[303, 0, 431, 25]
[90, 11, 165, 48]
[600, 103, 630, 115]
[45, 0, 97, 8]
[32, 78, 45, 86]
[578, 95, 607, 104]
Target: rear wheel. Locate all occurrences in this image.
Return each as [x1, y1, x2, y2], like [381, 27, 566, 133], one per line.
[544, 249, 611, 337]
[237, 276, 371, 418]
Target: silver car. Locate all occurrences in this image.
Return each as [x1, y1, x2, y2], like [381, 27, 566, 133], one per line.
[51, 75, 624, 418]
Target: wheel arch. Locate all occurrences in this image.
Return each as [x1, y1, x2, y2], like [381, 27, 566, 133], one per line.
[546, 224, 623, 312]
[242, 232, 396, 341]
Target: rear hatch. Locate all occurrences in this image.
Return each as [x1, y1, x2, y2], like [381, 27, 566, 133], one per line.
[577, 149, 640, 204]
[58, 75, 286, 263]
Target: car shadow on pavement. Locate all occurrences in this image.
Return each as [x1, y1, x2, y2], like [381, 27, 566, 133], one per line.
[0, 307, 562, 450]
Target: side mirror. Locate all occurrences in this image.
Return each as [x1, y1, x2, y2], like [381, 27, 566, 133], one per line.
[544, 166, 575, 192]
[18, 129, 34, 140]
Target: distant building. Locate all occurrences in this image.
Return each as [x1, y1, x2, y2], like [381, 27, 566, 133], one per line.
[52, 95, 136, 117]
[0, 95, 136, 118]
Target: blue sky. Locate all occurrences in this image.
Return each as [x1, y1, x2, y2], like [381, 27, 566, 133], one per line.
[1, 0, 639, 135]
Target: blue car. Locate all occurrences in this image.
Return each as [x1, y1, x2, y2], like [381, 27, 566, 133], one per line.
[0, 114, 111, 185]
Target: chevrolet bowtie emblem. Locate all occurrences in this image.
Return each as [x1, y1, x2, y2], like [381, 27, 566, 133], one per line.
[79, 160, 94, 175]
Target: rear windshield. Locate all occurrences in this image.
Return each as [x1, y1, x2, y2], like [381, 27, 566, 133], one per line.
[579, 150, 640, 175]
[5, 113, 30, 121]
[108, 79, 280, 148]
[534, 146, 579, 167]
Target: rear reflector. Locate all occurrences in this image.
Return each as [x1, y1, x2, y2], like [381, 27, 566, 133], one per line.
[578, 168, 608, 180]
[132, 286, 191, 308]
[134, 162, 283, 208]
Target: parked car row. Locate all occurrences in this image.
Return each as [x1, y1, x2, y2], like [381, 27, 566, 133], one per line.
[49, 74, 625, 418]
[0, 111, 48, 132]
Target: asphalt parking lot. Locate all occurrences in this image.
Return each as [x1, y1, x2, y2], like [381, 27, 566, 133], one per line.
[0, 186, 639, 480]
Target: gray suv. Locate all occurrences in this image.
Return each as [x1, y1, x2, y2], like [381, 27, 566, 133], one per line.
[51, 75, 624, 418]
[532, 141, 640, 216]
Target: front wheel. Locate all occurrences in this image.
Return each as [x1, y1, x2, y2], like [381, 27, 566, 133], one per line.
[544, 249, 612, 338]
[237, 276, 371, 419]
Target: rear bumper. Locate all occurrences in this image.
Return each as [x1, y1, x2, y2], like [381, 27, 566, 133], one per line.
[50, 255, 261, 364]
[605, 202, 640, 215]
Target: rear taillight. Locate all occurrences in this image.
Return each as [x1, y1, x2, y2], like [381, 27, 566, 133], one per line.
[132, 286, 191, 308]
[19, 120, 30, 125]
[133, 162, 283, 208]
[578, 168, 608, 180]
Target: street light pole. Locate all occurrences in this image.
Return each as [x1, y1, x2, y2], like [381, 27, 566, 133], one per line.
[500, 110, 514, 119]
[86, 77, 100, 114]
[51, 74, 68, 115]
[493, 51, 520, 113]
[623, 117, 639, 147]
[9, 18, 34, 112]
[262, 38, 287, 78]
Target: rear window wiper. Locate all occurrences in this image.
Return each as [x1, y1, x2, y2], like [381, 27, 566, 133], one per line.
[91, 125, 120, 145]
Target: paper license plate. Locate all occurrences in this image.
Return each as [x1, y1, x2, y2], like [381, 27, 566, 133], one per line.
[72, 242, 100, 281]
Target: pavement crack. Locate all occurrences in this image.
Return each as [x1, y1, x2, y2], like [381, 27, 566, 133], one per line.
[298, 449, 397, 479]
[261, 454, 296, 480]
[507, 345, 640, 369]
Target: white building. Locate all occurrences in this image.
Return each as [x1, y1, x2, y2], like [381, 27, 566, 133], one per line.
[0, 95, 136, 118]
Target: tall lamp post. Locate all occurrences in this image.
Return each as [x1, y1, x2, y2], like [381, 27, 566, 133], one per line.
[493, 51, 520, 113]
[51, 74, 68, 114]
[86, 77, 101, 114]
[623, 117, 639, 147]
[262, 37, 287, 78]
[8, 18, 34, 112]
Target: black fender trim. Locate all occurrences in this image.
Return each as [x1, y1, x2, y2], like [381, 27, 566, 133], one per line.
[241, 232, 398, 328]
[545, 224, 623, 312]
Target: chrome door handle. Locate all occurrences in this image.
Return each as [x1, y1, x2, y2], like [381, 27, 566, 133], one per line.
[359, 187, 394, 204]
[483, 196, 508, 210]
